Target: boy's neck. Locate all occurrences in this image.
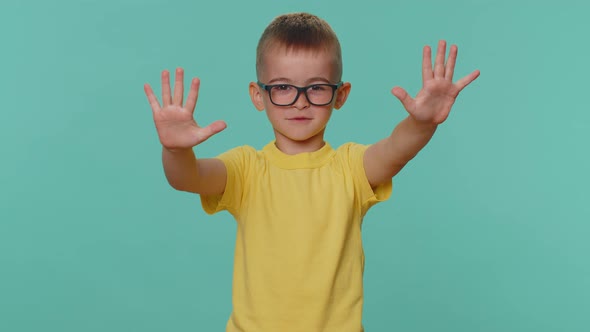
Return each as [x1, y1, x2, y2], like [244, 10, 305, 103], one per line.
[274, 136, 326, 155]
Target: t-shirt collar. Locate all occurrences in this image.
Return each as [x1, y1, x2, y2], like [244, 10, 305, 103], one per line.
[262, 141, 335, 169]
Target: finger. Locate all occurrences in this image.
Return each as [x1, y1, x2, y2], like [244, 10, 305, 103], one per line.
[455, 69, 481, 92]
[434, 40, 446, 79]
[196, 120, 227, 144]
[173, 68, 184, 106]
[185, 77, 200, 114]
[144, 84, 161, 112]
[422, 45, 433, 82]
[391, 86, 415, 113]
[445, 44, 458, 81]
[161, 70, 172, 107]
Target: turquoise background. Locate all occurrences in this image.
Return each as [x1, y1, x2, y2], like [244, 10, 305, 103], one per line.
[1, 0, 589, 331]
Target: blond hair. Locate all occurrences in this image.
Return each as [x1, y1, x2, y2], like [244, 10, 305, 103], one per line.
[256, 13, 343, 80]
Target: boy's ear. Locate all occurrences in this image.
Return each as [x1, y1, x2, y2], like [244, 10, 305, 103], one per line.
[334, 82, 351, 110]
[249, 82, 265, 111]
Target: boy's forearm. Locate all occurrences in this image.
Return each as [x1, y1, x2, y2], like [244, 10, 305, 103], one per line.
[365, 115, 438, 186]
[162, 147, 201, 191]
[380, 116, 437, 170]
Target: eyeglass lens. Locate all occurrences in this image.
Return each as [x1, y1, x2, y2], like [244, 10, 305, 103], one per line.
[270, 85, 334, 106]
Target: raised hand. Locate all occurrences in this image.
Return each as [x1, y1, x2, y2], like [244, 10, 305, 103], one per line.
[391, 40, 480, 125]
[144, 68, 227, 151]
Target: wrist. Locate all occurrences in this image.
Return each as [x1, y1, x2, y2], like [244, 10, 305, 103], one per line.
[407, 115, 438, 132]
[162, 146, 194, 155]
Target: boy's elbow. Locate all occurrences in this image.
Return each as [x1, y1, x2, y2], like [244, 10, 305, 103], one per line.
[166, 177, 224, 195]
[165, 175, 198, 193]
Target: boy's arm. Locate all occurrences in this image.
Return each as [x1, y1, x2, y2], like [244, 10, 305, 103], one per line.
[145, 68, 228, 195]
[364, 40, 480, 187]
[162, 148, 227, 195]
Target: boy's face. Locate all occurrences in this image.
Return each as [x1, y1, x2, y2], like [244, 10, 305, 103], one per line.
[249, 45, 350, 152]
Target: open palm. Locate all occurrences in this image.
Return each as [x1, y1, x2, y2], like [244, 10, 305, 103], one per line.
[392, 40, 480, 124]
[144, 68, 226, 151]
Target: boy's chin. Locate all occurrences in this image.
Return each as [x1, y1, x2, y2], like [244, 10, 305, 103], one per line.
[276, 131, 328, 145]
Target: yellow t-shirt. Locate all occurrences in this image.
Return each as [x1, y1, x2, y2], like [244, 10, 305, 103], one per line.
[201, 141, 392, 332]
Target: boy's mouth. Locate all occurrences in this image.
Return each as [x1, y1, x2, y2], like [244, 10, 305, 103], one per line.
[289, 117, 312, 120]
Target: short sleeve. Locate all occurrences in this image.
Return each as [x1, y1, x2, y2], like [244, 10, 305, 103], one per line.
[200, 145, 255, 216]
[343, 143, 393, 214]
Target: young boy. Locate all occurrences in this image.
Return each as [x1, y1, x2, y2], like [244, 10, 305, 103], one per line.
[144, 12, 479, 332]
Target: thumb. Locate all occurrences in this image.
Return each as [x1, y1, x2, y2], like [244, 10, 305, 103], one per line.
[391, 87, 415, 113]
[196, 120, 227, 144]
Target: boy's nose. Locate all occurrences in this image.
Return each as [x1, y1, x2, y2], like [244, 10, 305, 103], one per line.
[293, 91, 310, 110]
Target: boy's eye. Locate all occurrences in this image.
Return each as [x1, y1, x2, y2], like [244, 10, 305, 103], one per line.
[309, 84, 328, 91]
[274, 84, 293, 91]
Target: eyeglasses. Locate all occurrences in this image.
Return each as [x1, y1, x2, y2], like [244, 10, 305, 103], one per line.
[257, 81, 343, 106]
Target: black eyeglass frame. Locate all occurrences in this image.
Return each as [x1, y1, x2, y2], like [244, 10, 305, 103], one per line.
[257, 81, 343, 106]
